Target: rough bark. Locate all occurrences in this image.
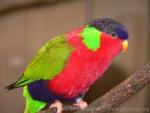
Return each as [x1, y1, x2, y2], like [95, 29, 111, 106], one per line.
[43, 61, 150, 113]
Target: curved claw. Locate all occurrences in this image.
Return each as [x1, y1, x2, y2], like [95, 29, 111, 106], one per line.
[50, 100, 63, 113]
[73, 98, 88, 109]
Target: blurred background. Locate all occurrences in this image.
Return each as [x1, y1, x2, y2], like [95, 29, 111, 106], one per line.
[0, 0, 150, 113]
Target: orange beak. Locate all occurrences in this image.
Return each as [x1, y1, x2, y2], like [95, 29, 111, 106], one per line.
[122, 40, 128, 52]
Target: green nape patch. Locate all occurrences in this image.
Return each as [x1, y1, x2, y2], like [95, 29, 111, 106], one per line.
[81, 26, 101, 51]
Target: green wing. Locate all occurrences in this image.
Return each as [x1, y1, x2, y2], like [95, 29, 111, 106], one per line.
[25, 34, 74, 80]
[7, 34, 74, 89]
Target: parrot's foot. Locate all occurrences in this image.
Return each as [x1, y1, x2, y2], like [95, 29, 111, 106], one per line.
[73, 98, 88, 109]
[50, 100, 63, 113]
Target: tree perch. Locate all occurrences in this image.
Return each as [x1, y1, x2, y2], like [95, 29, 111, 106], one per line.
[43, 61, 150, 113]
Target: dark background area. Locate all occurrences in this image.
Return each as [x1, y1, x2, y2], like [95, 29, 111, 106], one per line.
[0, 0, 149, 113]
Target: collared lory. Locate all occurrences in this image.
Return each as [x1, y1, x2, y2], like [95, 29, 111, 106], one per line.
[6, 18, 129, 113]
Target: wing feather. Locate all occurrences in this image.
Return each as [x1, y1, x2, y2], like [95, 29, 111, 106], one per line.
[6, 34, 74, 89]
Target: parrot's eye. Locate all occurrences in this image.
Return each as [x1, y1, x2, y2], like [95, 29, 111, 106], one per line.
[110, 32, 118, 38]
[89, 18, 129, 40]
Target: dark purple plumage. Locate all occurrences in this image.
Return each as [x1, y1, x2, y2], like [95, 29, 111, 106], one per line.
[28, 80, 77, 104]
[88, 18, 128, 40]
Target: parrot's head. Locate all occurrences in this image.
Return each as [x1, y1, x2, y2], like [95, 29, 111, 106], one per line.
[88, 18, 129, 52]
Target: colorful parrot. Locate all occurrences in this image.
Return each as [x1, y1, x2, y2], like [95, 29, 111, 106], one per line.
[6, 18, 128, 113]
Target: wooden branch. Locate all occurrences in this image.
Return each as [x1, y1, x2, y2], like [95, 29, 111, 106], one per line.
[43, 61, 150, 113]
[75, 61, 150, 113]
[41, 105, 80, 113]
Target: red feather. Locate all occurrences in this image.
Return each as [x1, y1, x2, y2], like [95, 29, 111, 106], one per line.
[48, 27, 123, 99]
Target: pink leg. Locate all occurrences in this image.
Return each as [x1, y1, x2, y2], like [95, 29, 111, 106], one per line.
[49, 100, 63, 113]
[73, 98, 88, 109]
